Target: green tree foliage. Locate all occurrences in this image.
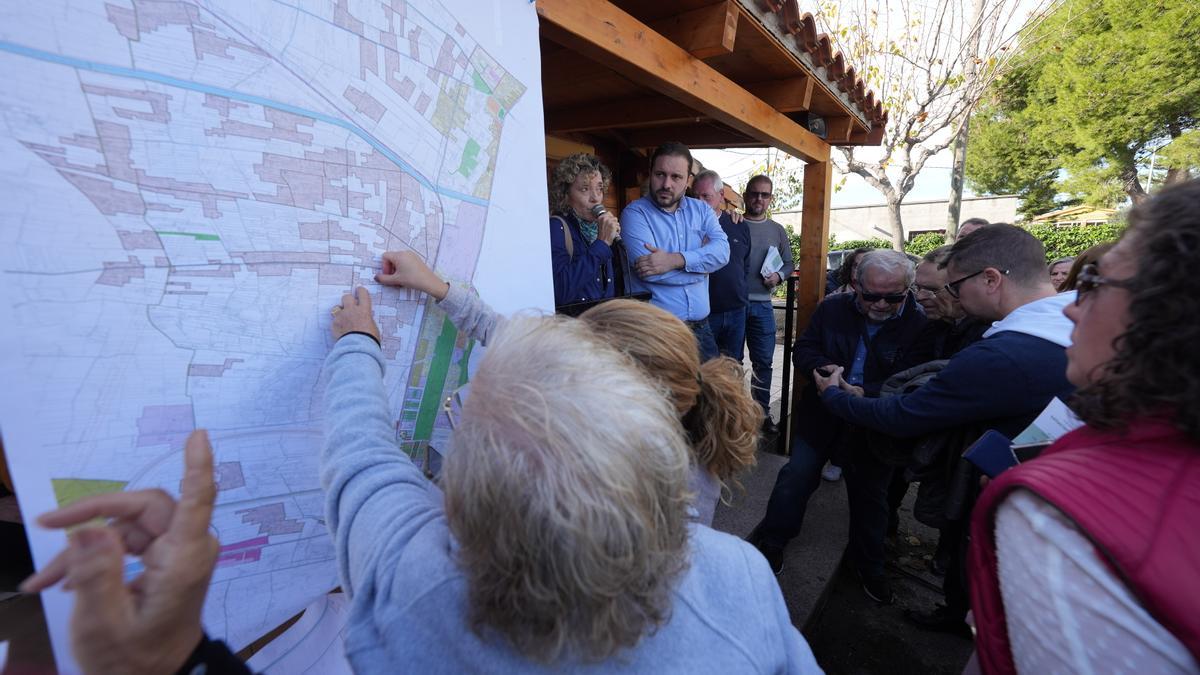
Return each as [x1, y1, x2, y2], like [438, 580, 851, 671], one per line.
[905, 232, 948, 258]
[777, 222, 1119, 299]
[830, 237, 893, 251]
[1022, 222, 1125, 260]
[966, 0, 1200, 211]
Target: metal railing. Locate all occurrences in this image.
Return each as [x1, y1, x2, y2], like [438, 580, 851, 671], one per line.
[774, 274, 800, 456]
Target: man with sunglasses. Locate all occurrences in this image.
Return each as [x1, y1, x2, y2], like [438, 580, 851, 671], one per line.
[748, 249, 929, 602]
[812, 223, 1075, 636]
[741, 174, 795, 435]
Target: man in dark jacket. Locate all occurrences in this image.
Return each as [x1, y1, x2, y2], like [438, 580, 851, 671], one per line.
[749, 250, 929, 603]
[813, 224, 1075, 634]
[913, 246, 987, 360]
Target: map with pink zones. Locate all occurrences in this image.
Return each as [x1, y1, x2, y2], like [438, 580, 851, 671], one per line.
[0, 1, 551, 670]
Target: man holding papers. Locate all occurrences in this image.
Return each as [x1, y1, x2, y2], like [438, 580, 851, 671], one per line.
[742, 175, 794, 434]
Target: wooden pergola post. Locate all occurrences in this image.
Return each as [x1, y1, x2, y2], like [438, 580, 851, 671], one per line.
[797, 159, 832, 329]
[536, 0, 887, 342]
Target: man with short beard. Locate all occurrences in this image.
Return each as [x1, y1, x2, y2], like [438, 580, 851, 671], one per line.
[741, 175, 794, 434]
[620, 142, 730, 360]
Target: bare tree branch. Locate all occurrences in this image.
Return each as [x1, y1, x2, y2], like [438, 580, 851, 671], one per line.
[809, 0, 1055, 249]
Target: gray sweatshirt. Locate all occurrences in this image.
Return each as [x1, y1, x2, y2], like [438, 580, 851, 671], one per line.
[744, 217, 795, 302]
[319, 300, 821, 673]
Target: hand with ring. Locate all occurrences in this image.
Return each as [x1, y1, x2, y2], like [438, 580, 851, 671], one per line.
[330, 287, 381, 344]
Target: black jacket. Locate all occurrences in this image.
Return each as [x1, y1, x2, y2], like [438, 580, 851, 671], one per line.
[790, 291, 930, 452]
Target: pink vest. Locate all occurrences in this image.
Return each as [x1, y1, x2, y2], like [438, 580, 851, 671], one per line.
[968, 418, 1200, 674]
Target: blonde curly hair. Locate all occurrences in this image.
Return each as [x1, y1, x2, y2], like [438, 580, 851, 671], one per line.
[579, 300, 760, 483]
[442, 316, 692, 663]
[548, 153, 611, 216]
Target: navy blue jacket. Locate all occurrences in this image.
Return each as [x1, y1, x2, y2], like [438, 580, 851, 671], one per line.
[707, 213, 751, 313]
[549, 211, 622, 307]
[792, 292, 930, 450]
[821, 330, 1074, 440]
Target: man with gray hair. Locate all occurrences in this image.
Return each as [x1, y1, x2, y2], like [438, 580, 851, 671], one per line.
[694, 170, 752, 360]
[813, 224, 1074, 635]
[749, 249, 929, 603]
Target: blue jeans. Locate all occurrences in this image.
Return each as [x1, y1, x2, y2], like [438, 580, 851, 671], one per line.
[756, 433, 895, 579]
[745, 301, 776, 417]
[707, 306, 747, 361]
[689, 319, 719, 362]
[756, 435, 830, 548]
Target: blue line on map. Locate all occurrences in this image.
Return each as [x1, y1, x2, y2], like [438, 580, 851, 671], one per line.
[0, 40, 488, 207]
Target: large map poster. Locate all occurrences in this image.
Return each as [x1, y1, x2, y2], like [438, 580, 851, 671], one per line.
[0, 0, 550, 670]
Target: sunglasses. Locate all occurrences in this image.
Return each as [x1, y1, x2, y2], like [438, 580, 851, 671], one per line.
[944, 268, 1009, 299]
[1074, 263, 1134, 305]
[859, 290, 908, 304]
[744, 191, 773, 200]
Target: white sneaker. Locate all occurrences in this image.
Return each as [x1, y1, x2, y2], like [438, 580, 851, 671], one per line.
[821, 462, 842, 481]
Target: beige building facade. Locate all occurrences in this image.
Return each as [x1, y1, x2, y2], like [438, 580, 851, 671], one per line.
[774, 194, 1020, 241]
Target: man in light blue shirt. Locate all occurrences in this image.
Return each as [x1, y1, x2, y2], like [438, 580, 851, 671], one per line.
[621, 142, 729, 360]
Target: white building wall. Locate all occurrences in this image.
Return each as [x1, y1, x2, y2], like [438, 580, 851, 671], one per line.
[773, 194, 1020, 241]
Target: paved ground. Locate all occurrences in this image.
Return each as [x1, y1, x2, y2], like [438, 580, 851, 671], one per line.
[728, 344, 974, 674]
[804, 485, 974, 675]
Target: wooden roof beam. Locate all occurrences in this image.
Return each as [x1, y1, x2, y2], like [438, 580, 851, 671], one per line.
[620, 124, 758, 149]
[546, 96, 700, 134]
[649, 1, 740, 60]
[744, 76, 814, 113]
[823, 116, 854, 144]
[536, 0, 829, 163]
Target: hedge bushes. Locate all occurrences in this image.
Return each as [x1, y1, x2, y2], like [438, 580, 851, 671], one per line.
[1022, 222, 1125, 260]
[817, 223, 1126, 264]
[774, 223, 1122, 299]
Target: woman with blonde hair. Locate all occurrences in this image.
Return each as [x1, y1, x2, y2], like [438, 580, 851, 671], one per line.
[375, 250, 760, 525]
[579, 300, 761, 523]
[548, 153, 626, 309]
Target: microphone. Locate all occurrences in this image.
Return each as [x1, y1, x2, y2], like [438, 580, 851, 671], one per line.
[592, 204, 619, 243]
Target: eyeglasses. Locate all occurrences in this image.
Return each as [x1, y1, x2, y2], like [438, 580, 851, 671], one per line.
[944, 268, 1009, 299]
[1074, 263, 1135, 305]
[913, 285, 943, 297]
[859, 290, 908, 304]
[745, 191, 773, 200]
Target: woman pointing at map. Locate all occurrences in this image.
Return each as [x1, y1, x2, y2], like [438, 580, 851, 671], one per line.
[24, 253, 818, 673]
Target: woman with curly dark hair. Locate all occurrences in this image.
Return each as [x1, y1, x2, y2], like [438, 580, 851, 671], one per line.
[547, 153, 626, 309]
[968, 179, 1200, 674]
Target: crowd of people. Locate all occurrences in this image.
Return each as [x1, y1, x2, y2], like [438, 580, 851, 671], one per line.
[548, 142, 792, 435]
[16, 142, 1200, 674]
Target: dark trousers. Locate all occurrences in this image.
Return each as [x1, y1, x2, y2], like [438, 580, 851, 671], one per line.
[756, 434, 895, 579]
[942, 520, 971, 621]
[843, 445, 897, 580]
[688, 319, 719, 362]
[707, 306, 747, 361]
[757, 435, 830, 547]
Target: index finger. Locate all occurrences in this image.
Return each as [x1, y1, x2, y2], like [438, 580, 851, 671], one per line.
[167, 430, 216, 541]
[355, 286, 372, 311]
[36, 489, 173, 530]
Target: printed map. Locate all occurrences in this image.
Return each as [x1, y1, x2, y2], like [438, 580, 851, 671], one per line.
[0, 0, 548, 670]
